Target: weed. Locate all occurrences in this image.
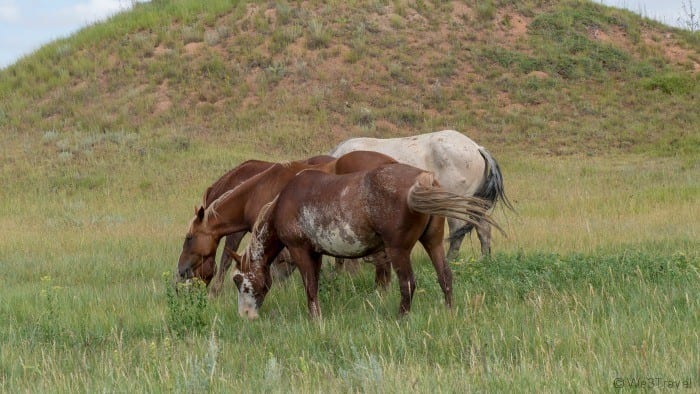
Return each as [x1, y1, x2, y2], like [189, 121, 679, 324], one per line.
[38, 276, 63, 341]
[164, 273, 210, 337]
[306, 19, 331, 49]
[643, 72, 696, 95]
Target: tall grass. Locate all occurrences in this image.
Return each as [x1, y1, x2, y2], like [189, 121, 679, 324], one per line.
[0, 129, 697, 390]
[1, 0, 699, 391]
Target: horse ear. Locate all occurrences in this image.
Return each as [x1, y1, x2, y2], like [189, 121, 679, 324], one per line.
[196, 206, 205, 221]
[232, 273, 243, 289]
[202, 187, 212, 208]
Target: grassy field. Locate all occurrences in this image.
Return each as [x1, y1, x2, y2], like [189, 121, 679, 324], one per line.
[1, 133, 697, 391]
[1, 0, 699, 392]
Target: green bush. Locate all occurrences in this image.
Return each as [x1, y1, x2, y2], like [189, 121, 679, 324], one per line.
[643, 73, 696, 95]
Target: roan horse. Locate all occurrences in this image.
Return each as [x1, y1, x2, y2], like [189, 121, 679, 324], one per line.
[191, 155, 334, 295]
[330, 130, 512, 260]
[177, 151, 398, 291]
[230, 163, 497, 320]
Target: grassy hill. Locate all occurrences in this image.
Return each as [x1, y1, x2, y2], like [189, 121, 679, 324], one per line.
[1, 0, 698, 157]
[1, 1, 698, 392]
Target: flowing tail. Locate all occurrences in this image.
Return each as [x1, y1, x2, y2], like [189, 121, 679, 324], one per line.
[476, 147, 514, 211]
[446, 148, 513, 241]
[407, 173, 502, 233]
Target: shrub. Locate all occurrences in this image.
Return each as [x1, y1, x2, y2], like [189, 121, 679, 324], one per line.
[643, 73, 696, 95]
[306, 20, 331, 49]
[164, 273, 210, 337]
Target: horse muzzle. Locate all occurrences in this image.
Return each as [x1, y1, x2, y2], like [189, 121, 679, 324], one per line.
[178, 267, 193, 281]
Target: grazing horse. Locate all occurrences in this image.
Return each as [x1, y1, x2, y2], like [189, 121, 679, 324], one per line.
[330, 130, 512, 260]
[230, 163, 496, 320]
[191, 155, 334, 295]
[177, 151, 398, 290]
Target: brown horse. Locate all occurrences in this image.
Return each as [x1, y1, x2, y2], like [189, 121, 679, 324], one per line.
[190, 155, 334, 294]
[177, 151, 398, 292]
[230, 163, 496, 320]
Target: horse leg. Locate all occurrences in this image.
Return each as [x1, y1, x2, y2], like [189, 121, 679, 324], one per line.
[385, 247, 415, 316]
[446, 217, 468, 262]
[208, 231, 246, 297]
[475, 218, 492, 258]
[288, 247, 323, 319]
[372, 250, 392, 290]
[270, 248, 297, 282]
[420, 216, 453, 308]
[334, 257, 361, 274]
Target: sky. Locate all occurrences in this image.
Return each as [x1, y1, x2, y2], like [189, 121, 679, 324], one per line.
[0, 0, 695, 69]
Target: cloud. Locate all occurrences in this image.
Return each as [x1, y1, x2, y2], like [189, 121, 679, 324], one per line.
[70, 0, 132, 20]
[0, 1, 20, 23]
[58, 0, 133, 26]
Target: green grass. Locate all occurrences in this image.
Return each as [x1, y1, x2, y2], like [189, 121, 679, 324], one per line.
[1, 0, 699, 391]
[2, 243, 698, 391]
[1, 129, 698, 390]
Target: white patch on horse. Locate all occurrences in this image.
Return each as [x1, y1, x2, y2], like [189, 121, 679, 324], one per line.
[236, 275, 258, 319]
[299, 205, 367, 256]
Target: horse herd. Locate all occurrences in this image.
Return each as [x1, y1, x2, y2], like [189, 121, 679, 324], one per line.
[177, 130, 512, 319]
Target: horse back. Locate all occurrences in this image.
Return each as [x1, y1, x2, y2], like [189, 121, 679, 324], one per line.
[204, 160, 274, 207]
[331, 130, 486, 196]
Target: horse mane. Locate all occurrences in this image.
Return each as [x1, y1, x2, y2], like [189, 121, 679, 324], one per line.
[241, 196, 279, 269]
[252, 196, 277, 236]
[204, 189, 236, 224]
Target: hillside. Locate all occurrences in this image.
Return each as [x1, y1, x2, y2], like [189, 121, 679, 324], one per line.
[0, 0, 698, 157]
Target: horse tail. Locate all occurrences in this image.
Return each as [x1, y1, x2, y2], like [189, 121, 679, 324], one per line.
[476, 147, 514, 211]
[446, 147, 513, 242]
[407, 172, 501, 233]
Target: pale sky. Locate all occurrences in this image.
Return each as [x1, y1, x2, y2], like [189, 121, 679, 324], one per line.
[0, 0, 694, 69]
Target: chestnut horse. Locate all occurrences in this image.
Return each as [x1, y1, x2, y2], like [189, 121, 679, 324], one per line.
[330, 130, 513, 259]
[230, 163, 496, 320]
[190, 155, 334, 294]
[177, 151, 398, 293]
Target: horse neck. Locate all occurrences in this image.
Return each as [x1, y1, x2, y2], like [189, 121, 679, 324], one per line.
[244, 209, 284, 274]
[204, 182, 255, 238]
[206, 164, 305, 238]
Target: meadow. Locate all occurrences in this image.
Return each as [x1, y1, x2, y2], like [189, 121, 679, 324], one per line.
[1, 0, 699, 392]
[0, 131, 697, 392]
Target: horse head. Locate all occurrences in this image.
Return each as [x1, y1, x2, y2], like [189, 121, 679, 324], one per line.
[177, 205, 218, 281]
[230, 251, 272, 320]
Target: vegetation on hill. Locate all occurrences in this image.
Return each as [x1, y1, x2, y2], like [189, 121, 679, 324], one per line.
[0, 0, 698, 156]
[0, 1, 698, 391]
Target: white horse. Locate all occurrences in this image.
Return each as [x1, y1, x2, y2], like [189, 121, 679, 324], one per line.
[330, 130, 512, 259]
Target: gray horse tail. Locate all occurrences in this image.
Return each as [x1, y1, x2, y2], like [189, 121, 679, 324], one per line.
[448, 147, 513, 241]
[407, 173, 499, 231]
[476, 147, 514, 212]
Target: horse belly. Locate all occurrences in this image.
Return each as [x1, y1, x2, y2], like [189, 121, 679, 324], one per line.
[299, 207, 378, 258]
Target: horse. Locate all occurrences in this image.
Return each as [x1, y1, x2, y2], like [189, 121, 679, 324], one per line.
[330, 130, 513, 260]
[229, 163, 497, 320]
[190, 155, 334, 296]
[177, 150, 398, 292]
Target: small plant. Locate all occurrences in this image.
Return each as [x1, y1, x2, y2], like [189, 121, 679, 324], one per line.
[163, 272, 210, 337]
[306, 19, 331, 49]
[678, 0, 699, 32]
[643, 72, 695, 95]
[38, 276, 63, 341]
[476, 0, 496, 22]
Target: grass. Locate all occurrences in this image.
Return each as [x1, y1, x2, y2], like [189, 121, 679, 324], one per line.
[0, 129, 698, 390]
[1, 0, 699, 391]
